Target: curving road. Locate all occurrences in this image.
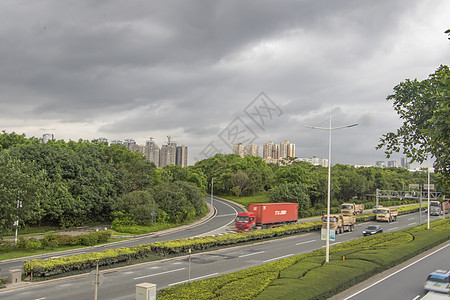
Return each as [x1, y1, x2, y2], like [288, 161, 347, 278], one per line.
[0, 197, 244, 278]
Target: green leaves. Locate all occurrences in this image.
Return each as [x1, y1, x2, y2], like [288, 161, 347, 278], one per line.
[378, 65, 450, 189]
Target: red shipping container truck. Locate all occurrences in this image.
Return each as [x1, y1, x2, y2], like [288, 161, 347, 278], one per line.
[235, 203, 298, 232]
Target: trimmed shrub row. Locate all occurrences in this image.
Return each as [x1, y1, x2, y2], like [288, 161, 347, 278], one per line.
[157, 218, 450, 299]
[0, 231, 111, 253]
[23, 221, 322, 277]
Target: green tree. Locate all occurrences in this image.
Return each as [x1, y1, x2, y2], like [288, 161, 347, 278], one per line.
[268, 182, 310, 211]
[151, 181, 205, 223]
[112, 190, 159, 226]
[377, 65, 449, 189]
[0, 152, 47, 232]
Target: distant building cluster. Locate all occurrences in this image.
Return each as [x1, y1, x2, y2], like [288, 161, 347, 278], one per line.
[106, 136, 188, 168]
[375, 158, 409, 169]
[114, 137, 187, 168]
[232, 142, 259, 158]
[232, 140, 296, 164]
[297, 156, 329, 167]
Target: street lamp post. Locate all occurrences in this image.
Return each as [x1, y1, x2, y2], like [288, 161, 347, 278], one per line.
[305, 115, 358, 263]
[211, 178, 215, 212]
[427, 163, 431, 229]
[14, 191, 22, 245]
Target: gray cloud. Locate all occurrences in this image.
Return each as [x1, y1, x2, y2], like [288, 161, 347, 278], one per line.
[0, 0, 449, 165]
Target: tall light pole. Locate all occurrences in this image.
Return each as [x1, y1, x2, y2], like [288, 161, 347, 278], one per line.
[211, 178, 215, 212]
[427, 160, 431, 229]
[305, 115, 358, 263]
[14, 191, 22, 245]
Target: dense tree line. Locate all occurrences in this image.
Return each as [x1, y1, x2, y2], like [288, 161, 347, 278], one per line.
[195, 154, 437, 210]
[0, 132, 437, 233]
[0, 132, 206, 233]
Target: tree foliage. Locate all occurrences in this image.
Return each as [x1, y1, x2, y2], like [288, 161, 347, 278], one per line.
[268, 182, 310, 211]
[377, 65, 450, 188]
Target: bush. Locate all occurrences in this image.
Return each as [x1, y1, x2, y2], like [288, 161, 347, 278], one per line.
[17, 238, 42, 250]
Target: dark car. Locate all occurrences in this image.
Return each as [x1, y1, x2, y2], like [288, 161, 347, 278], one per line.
[363, 225, 383, 236]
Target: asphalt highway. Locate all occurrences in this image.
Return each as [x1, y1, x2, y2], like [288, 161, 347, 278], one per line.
[0, 210, 445, 300]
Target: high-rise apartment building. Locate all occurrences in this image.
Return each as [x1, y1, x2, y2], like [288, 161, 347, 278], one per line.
[387, 160, 397, 168]
[263, 141, 279, 161]
[233, 142, 246, 157]
[160, 142, 176, 167]
[176, 145, 188, 167]
[279, 140, 295, 159]
[400, 157, 410, 169]
[233, 142, 259, 158]
[245, 142, 259, 157]
[144, 139, 160, 167]
[263, 140, 295, 163]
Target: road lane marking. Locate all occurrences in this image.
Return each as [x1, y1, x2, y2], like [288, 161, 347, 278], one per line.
[263, 254, 293, 263]
[342, 243, 450, 300]
[239, 251, 265, 258]
[408, 222, 416, 226]
[387, 227, 399, 231]
[34, 298, 46, 300]
[296, 240, 316, 245]
[408, 217, 415, 220]
[215, 213, 237, 217]
[133, 268, 185, 280]
[168, 273, 219, 286]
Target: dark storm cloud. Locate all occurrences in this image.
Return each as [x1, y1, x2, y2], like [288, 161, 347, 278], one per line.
[0, 0, 448, 165]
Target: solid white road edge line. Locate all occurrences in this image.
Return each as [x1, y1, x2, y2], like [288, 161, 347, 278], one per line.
[342, 243, 450, 300]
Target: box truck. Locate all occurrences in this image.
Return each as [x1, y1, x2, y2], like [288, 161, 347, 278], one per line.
[235, 203, 298, 232]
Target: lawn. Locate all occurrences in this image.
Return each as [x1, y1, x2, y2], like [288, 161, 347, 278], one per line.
[222, 192, 270, 208]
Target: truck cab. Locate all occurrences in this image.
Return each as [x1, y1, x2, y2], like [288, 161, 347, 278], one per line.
[429, 201, 442, 216]
[235, 212, 256, 232]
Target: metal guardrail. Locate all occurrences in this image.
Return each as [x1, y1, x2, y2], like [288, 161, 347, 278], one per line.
[376, 190, 444, 200]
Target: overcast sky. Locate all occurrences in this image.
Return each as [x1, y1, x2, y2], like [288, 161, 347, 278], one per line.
[1, 1, 448, 166]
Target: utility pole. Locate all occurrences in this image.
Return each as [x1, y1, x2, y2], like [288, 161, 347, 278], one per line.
[14, 191, 22, 245]
[211, 178, 215, 211]
[305, 115, 358, 263]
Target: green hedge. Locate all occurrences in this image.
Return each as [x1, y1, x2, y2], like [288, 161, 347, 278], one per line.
[23, 220, 322, 277]
[0, 231, 111, 253]
[157, 218, 449, 300]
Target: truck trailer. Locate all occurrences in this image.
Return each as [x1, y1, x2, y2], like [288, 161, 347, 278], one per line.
[235, 203, 298, 232]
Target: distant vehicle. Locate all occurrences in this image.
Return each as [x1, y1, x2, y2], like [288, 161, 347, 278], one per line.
[340, 203, 364, 215]
[429, 201, 443, 216]
[321, 214, 355, 234]
[376, 207, 398, 222]
[372, 205, 383, 213]
[363, 225, 383, 236]
[424, 270, 449, 294]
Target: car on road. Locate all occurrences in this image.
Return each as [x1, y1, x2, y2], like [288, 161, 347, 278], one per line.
[424, 269, 450, 294]
[363, 225, 383, 236]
